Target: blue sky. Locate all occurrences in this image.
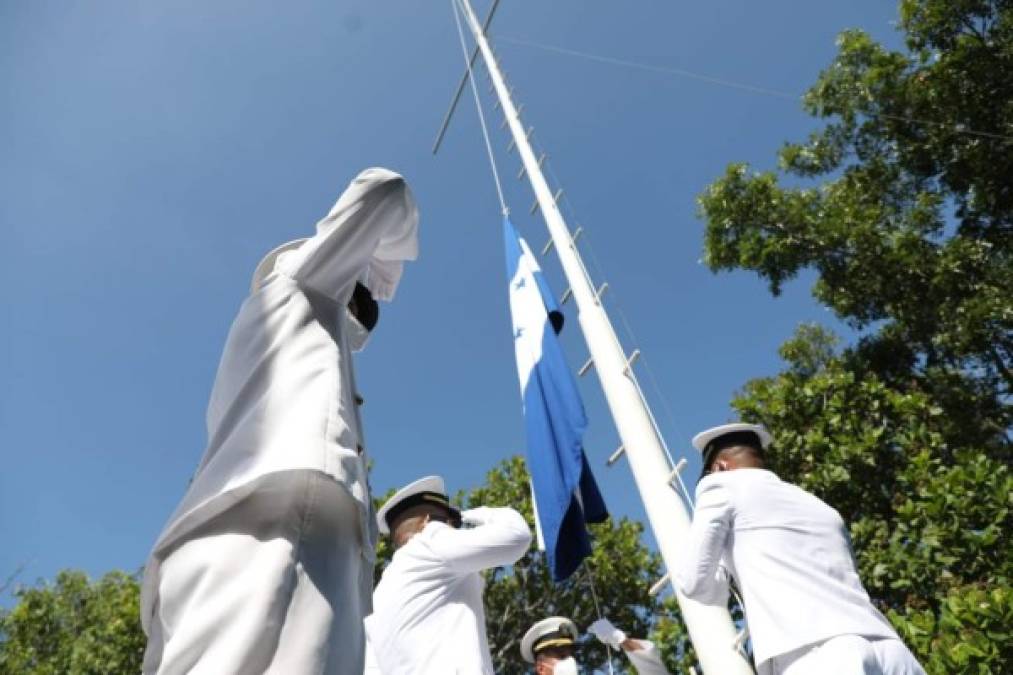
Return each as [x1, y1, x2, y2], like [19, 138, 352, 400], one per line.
[1, 1, 903, 598]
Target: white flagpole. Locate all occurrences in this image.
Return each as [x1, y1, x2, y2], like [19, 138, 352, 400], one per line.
[454, 1, 752, 672]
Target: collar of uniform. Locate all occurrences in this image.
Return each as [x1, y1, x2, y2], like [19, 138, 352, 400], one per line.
[697, 467, 778, 487]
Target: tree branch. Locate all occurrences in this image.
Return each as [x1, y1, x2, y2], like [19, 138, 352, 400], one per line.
[0, 561, 29, 596]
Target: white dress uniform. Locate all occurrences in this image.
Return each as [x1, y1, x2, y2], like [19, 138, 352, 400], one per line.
[140, 167, 419, 674]
[674, 468, 924, 674]
[625, 640, 670, 675]
[365, 506, 532, 674]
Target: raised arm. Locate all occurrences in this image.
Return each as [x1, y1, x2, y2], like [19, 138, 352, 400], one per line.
[673, 478, 733, 603]
[427, 507, 532, 576]
[625, 640, 671, 675]
[588, 619, 672, 675]
[283, 167, 419, 302]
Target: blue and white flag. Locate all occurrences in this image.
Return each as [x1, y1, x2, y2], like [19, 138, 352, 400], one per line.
[503, 218, 607, 582]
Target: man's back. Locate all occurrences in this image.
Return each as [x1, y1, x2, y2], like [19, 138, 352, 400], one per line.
[683, 469, 897, 666]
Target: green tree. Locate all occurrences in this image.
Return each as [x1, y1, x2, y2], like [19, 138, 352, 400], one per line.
[0, 570, 145, 675]
[374, 456, 693, 674]
[697, 1, 1012, 671]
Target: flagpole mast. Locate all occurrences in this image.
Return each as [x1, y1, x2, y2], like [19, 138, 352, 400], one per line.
[454, 2, 752, 672]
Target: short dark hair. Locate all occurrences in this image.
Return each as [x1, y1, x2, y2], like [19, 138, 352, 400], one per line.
[701, 431, 764, 475]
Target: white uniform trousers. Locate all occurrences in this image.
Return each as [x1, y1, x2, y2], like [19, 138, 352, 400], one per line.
[142, 471, 370, 675]
[768, 635, 925, 675]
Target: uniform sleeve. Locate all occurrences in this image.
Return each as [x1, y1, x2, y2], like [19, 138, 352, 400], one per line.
[625, 640, 671, 675]
[427, 507, 532, 576]
[284, 167, 419, 302]
[363, 631, 382, 675]
[673, 478, 733, 603]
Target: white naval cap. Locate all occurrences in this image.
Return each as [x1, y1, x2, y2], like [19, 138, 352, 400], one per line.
[376, 475, 460, 536]
[692, 422, 773, 453]
[520, 616, 579, 663]
[692, 422, 773, 477]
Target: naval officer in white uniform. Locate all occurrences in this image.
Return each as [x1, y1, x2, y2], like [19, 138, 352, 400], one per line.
[364, 475, 532, 674]
[674, 423, 925, 675]
[140, 167, 419, 674]
[520, 616, 671, 675]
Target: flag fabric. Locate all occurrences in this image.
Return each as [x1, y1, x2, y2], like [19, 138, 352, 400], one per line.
[503, 217, 608, 582]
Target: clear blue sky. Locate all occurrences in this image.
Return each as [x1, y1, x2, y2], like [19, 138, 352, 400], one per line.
[1, 1, 903, 598]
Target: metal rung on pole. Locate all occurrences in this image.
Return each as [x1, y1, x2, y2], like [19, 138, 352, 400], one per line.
[571, 225, 583, 242]
[532, 185, 562, 215]
[509, 127, 533, 155]
[493, 99, 501, 110]
[624, 349, 641, 373]
[667, 457, 688, 484]
[607, 445, 626, 466]
[561, 287, 573, 304]
[648, 572, 671, 597]
[578, 357, 594, 377]
[522, 154, 546, 182]
[732, 628, 749, 654]
[500, 116, 508, 130]
[595, 282, 609, 301]
[541, 238, 554, 255]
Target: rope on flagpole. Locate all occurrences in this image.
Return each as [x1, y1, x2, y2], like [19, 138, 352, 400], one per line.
[496, 34, 1013, 143]
[583, 562, 617, 675]
[450, 0, 509, 217]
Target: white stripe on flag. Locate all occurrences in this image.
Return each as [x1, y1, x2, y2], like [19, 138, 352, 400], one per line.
[529, 479, 546, 552]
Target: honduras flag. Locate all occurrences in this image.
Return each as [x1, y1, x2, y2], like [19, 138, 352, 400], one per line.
[503, 218, 607, 582]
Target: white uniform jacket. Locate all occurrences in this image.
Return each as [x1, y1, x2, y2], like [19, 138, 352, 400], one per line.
[626, 639, 671, 675]
[674, 469, 898, 669]
[364, 507, 532, 675]
[141, 167, 419, 633]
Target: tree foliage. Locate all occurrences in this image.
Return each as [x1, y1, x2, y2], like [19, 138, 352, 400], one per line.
[698, 1, 1012, 671]
[700, 1, 1012, 414]
[0, 570, 145, 675]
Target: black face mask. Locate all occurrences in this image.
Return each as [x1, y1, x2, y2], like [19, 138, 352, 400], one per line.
[348, 282, 379, 332]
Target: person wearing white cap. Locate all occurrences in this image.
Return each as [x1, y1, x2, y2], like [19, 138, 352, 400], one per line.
[520, 617, 580, 675]
[673, 423, 925, 675]
[139, 167, 419, 674]
[519, 616, 670, 675]
[364, 475, 532, 674]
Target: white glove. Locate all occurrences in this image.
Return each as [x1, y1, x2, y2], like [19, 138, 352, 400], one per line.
[588, 617, 627, 650]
